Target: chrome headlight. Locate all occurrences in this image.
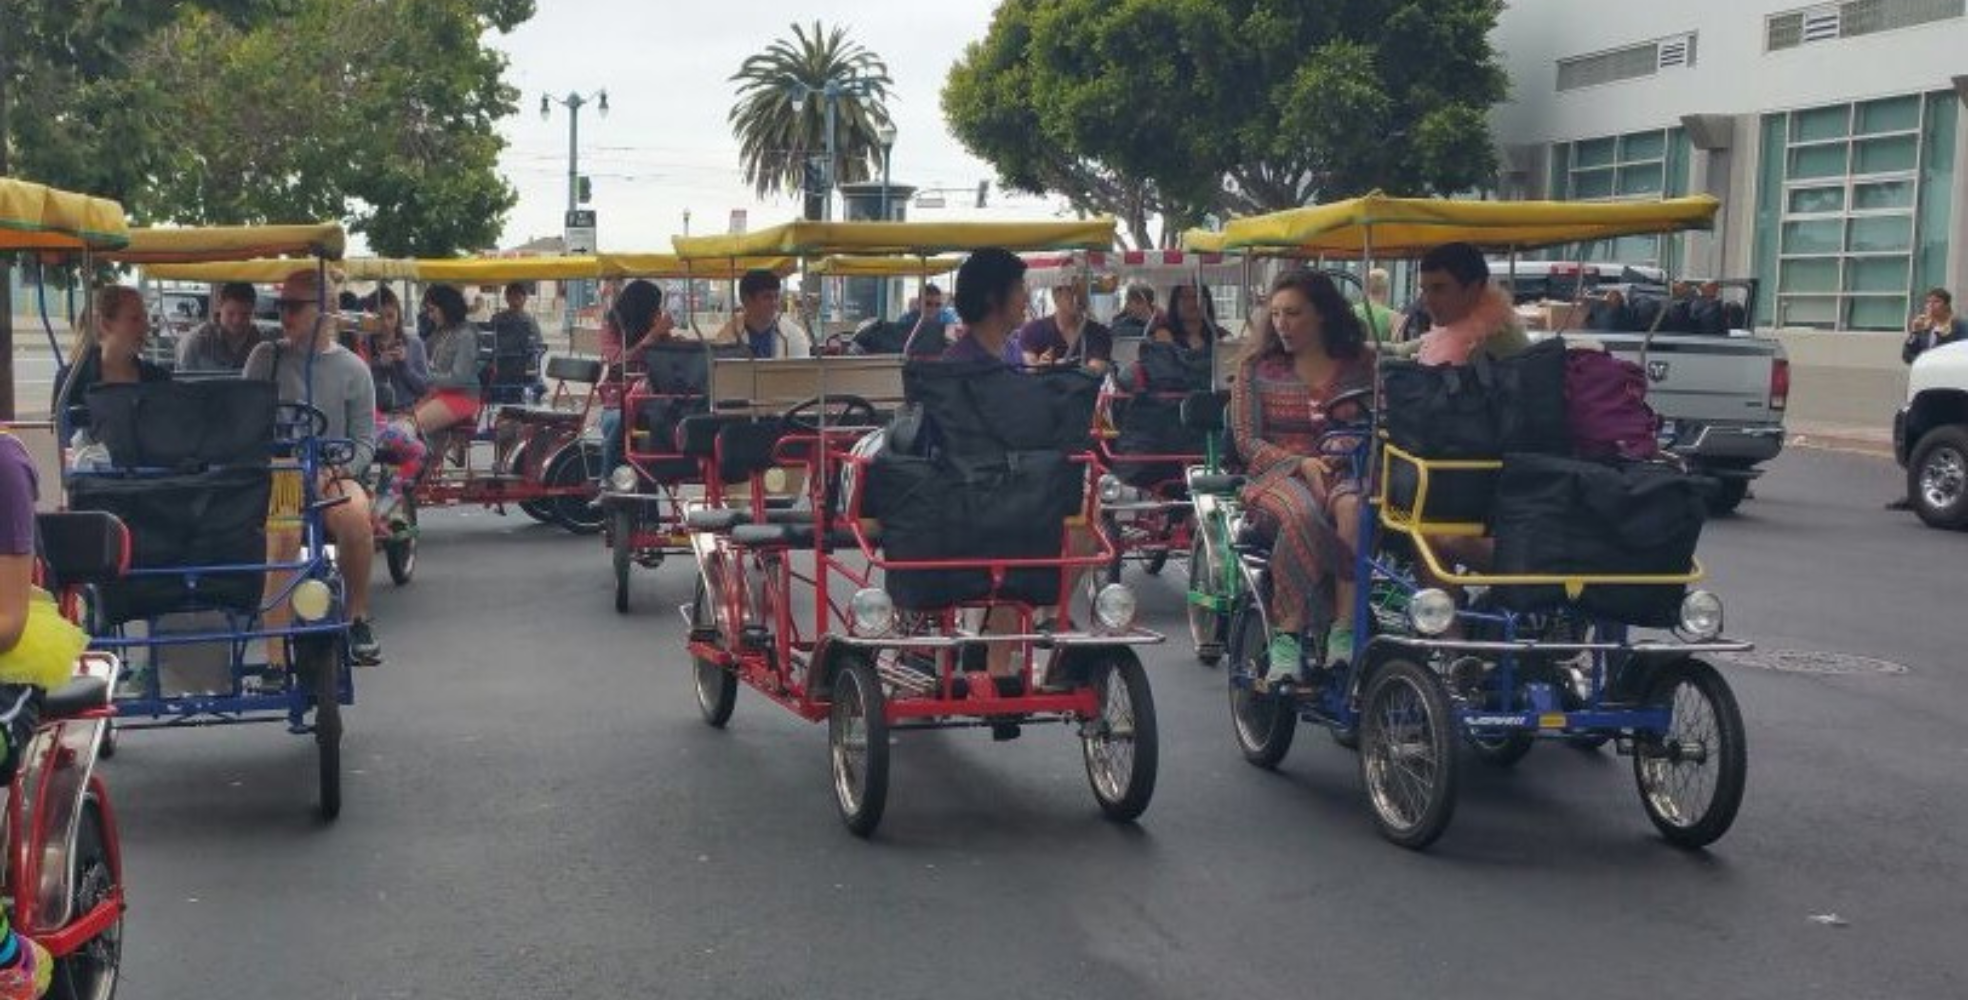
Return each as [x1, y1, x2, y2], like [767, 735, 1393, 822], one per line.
[1092, 583, 1138, 632]
[608, 464, 639, 493]
[1679, 589, 1724, 640]
[1408, 588, 1457, 637]
[849, 588, 896, 637]
[291, 579, 334, 623]
[1098, 474, 1125, 505]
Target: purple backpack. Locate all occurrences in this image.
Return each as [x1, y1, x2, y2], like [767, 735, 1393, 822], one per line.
[1565, 349, 1660, 461]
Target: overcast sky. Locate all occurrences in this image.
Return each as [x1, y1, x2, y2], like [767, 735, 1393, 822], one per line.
[487, 0, 1061, 251]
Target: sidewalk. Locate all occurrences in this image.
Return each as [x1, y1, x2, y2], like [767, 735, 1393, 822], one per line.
[1786, 418, 1894, 459]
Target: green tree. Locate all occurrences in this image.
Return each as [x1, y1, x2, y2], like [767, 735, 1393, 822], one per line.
[128, 0, 531, 256]
[728, 21, 894, 216]
[943, 0, 1508, 247]
[0, 0, 280, 416]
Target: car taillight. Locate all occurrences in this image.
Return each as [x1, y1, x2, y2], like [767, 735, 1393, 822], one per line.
[1769, 358, 1790, 412]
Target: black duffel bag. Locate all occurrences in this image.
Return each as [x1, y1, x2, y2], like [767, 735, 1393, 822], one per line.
[1379, 336, 1569, 523]
[66, 466, 273, 624]
[868, 357, 1097, 609]
[1112, 342, 1211, 488]
[901, 358, 1101, 458]
[1490, 453, 1706, 626]
[867, 447, 1083, 610]
[86, 380, 276, 471]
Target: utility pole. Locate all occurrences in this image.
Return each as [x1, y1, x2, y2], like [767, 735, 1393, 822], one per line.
[541, 88, 607, 346]
[788, 78, 882, 342]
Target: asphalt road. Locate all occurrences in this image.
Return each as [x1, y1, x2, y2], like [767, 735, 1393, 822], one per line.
[104, 445, 1965, 1000]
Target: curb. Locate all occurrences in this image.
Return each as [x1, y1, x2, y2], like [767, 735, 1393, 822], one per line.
[1787, 431, 1894, 460]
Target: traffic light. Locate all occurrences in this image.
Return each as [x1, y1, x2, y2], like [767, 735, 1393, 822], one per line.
[976, 180, 990, 208]
[577, 175, 592, 204]
[803, 157, 827, 196]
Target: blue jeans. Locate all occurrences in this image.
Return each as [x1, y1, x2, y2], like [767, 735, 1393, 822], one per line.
[598, 407, 623, 480]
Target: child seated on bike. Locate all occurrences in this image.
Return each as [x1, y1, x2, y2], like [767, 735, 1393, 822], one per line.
[0, 431, 84, 998]
[1229, 269, 1374, 689]
[363, 286, 428, 529]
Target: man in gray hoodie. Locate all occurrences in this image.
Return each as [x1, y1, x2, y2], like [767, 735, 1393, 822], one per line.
[244, 270, 383, 664]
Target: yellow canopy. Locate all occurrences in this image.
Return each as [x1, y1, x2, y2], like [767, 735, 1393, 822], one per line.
[144, 259, 342, 284]
[1179, 228, 1228, 254]
[1219, 193, 1720, 256]
[108, 223, 346, 264]
[415, 255, 598, 283]
[0, 177, 130, 252]
[142, 256, 419, 285]
[673, 219, 1115, 260]
[342, 257, 420, 281]
[595, 252, 796, 280]
[807, 255, 964, 277]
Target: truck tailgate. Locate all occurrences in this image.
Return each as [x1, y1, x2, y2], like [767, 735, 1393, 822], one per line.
[1587, 332, 1782, 425]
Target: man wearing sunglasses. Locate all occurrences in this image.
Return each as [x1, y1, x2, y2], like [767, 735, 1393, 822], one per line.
[243, 270, 383, 665]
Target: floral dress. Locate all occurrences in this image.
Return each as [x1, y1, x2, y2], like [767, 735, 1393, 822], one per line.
[1229, 350, 1375, 626]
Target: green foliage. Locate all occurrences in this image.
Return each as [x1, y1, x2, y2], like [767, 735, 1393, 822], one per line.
[728, 21, 895, 205]
[943, 0, 1508, 245]
[2, 0, 531, 256]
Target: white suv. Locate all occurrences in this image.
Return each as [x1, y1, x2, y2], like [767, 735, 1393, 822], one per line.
[1895, 339, 1968, 529]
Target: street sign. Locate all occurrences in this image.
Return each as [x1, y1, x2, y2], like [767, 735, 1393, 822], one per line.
[564, 209, 596, 254]
[728, 209, 748, 235]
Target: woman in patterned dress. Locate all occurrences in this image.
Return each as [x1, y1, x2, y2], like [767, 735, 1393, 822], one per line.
[1230, 269, 1375, 687]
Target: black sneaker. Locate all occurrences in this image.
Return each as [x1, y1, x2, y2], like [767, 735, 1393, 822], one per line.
[349, 618, 383, 665]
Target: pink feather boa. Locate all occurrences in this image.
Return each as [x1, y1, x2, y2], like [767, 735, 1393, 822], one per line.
[1416, 288, 1518, 366]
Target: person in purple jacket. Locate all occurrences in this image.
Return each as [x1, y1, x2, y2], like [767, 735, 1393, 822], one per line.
[0, 434, 53, 995]
[945, 249, 1029, 363]
[1007, 276, 1112, 375]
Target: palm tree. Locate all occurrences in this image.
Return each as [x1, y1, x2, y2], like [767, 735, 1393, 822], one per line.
[729, 21, 894, 214]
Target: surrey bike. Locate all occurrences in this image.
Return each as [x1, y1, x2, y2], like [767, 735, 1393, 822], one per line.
[593, 252, 791, 613]
[673, 218, 1160, 837]
[71, 223, 359, 820]
[1199, 193, 1750, 850]
[2, 175, 131, 999]
[403, 255, 607, 534]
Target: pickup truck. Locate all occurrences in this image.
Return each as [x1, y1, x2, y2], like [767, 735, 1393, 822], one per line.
[1535, 277, 1789, 515]
[1894, 339, 1968, 530]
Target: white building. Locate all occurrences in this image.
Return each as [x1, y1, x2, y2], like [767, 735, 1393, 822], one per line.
[1491, 0, 1966, 338]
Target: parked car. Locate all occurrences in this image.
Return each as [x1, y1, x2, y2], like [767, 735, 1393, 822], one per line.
[1894, 339, 1968, 529]
[143, 287, 208, 370]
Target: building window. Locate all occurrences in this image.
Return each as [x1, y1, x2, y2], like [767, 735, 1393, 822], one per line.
[1547, 127, 1689, 268]
[1766, 0, 1965, 52]
[1556, 33, 1697, 92]
[1763, 93, 1954, 330]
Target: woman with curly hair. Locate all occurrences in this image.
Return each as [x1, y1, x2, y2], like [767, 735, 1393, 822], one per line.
[1230, 268, 1375, 688]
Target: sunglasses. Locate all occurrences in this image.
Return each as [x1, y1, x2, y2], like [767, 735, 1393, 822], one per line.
[275, 300, 314, 313]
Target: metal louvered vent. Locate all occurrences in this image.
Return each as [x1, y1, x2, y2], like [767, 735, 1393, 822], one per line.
[1556, 33, 1699, 92]
[1769, 0, 1962, 50]
[1656, 34, 1695, 68]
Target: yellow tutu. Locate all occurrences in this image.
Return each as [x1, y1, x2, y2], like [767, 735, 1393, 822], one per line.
[0, 588, 88, 690]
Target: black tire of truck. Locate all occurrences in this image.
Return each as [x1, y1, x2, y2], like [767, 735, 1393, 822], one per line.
[1909, 425, 1968, 530]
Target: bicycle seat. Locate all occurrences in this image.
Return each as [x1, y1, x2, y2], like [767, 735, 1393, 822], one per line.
[684, 508, 814, 532]
[730, 523, 858, 550]
[496, 405, 582, 427]
[42, 675, 110, 720]
[1189, 474, 1245, 495]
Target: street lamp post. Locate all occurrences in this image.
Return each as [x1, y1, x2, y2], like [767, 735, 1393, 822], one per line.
[540, 88, 608, 346]
[788, 78, 883, 337]
[876, 121, 898, 322]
